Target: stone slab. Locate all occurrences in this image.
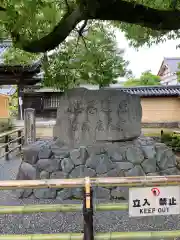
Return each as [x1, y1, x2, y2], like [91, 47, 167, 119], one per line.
[53, 88, 142, 147]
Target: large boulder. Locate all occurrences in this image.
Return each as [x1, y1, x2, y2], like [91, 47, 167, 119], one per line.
[53, 88, 142, 147]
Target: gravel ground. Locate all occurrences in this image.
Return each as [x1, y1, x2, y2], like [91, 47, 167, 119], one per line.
[0, 157, 180, 238]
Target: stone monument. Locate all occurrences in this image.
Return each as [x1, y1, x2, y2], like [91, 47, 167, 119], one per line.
[24, 108, 36, 145]
[17, 88, 179, 200]
[53, 88, 141, 147]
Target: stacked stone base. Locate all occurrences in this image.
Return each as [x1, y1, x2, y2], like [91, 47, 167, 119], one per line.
[17, 137, 179, 200]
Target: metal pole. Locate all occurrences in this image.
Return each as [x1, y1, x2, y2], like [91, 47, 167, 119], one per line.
[83, 177, 94, 240]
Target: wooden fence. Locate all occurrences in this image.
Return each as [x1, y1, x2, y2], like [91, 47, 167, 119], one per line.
[0, 127, 24, 160]
[0, 176, 180, 239]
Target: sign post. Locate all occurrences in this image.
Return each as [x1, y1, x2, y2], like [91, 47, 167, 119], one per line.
[18, 97, 23, 120]
[129, 186, 180, 217]
[24, 108, 36, 145]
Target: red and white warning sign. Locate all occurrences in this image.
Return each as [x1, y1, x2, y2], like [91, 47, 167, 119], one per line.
[151, 187, 160, 196]
[129, 186, 180, 217]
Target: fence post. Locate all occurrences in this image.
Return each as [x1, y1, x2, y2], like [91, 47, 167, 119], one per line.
[4, 135, 9, 160]
[83, 177, 94, 240]
[24, 108, 36, 145]
[17, 130, 22, 152]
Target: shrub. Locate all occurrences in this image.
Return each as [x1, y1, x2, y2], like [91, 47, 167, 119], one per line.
[0, 118, 14, 143]
[9, 90, 18, 117]
[0, 118, 13, 132]
[161, 132, 180, 152]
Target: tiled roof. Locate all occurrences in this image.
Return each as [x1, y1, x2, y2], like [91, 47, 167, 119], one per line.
[0, 40, 41, 74]
[24, 85, 180, 97]
[0, 59, 41, 73]
[0, 86, 16, 96]
[104, 85, 180, 97]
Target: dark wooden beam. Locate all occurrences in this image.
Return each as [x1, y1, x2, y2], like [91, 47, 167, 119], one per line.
[0, 61, 41, 73]
[0, 75, 41, 85]
[0, 73, 39, 78]
[0, 80, 41, 85]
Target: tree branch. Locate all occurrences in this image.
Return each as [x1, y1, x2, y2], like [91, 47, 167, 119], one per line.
[64, 0, 70, 12]
[14, 6, 84, 53]
[170, 0, 178, 9]
[74, 20, 88, 53]
[78, 19, 88, 36]
[6, 0, 180, 53]
[0, 6, 6, 11]
[92, 0, 180, 31]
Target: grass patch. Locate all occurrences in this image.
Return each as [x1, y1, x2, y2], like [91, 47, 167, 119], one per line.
[144, 132, 161, 137]
[143, 128, 174, 137]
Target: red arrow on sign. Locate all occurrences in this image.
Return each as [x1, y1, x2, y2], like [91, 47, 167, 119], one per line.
[151, 187, 160, 196]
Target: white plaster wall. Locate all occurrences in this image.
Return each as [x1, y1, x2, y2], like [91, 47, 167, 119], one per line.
[161, 74, 178, 85]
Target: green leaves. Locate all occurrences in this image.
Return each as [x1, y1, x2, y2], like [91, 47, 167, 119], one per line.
[43, 22, 131, 90]
[3, 47, 41, 64]
[1, 0, 64, 42]
[9, 87, 18, 117]
[176, 62, 180, 82]
[124, 71, 161, 86]
[161, 132, 180, 152]
[114, 0, 180, 48]
[1, 0, 180, 52]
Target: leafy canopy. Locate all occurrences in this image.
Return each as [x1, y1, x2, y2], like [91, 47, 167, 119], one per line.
[119, 0, 180, 48]
[124, 71, 161, 86]
[1, 0, 180, 52]
[3, 22, 131, 90]
[3, 47, 40, 65]
[43, 22, 131, 90]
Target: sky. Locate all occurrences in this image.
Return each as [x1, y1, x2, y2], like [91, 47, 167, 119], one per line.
[116, 31, 180, 78]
